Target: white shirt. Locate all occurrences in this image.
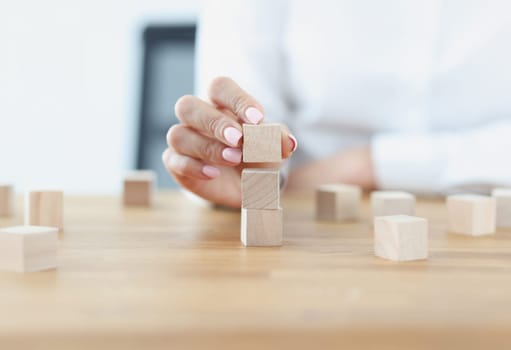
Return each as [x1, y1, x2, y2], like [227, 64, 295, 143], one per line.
[196, 0, 511, 194]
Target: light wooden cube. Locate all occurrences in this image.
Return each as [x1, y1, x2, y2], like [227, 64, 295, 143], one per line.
[241, 168, 280, 209]
[0, 184, 13, 217]
[123, 170, 156, 207]
[371, 191, 415, 218]
[374, 215, 428, 262]
[447, 194, 496, 236]
[242, 124, 282, 163]
[316, 184, 361, 222]
[0, 226, 58, 272]
[241, 208, 282, 246]
[25, 190, 64, 232]
[492, 188, 511, 228]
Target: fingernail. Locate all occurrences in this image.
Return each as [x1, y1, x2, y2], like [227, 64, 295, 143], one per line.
[202, 165, 220, 178]
[289, 134, 298, 152]
[223, 127, 242, 146]
[245, 107, 263, 124]
[222, 147, 242, 163]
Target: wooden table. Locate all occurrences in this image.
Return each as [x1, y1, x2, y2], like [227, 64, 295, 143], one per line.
[1, 191, 510, 349]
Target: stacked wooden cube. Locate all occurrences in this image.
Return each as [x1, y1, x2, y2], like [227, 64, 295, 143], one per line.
[241, 124, 282, 246]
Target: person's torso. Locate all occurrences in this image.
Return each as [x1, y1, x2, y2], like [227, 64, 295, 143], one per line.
[283, 0, 511, 161]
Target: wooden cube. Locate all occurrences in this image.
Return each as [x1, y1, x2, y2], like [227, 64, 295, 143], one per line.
[25, 190, 64, 232]
[492, 188, 511, 228]
[123, 170, 156, 207]
[0, 184, 13, 217]
[447, 194, 496, 236]
[371, 191, 415, 218]
[241, 168, 280, 209]
[241, 208, 282, 246]
[0, 226, 58, 272]
[242, 124, 281, 163]
[316, 184, 361, 222]
[374, 215, 428, 262]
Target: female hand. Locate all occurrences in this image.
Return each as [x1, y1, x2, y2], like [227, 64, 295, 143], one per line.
[162, 77, 297, 208]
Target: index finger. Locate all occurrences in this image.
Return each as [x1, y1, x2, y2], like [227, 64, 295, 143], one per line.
[208, 77, 264, 125]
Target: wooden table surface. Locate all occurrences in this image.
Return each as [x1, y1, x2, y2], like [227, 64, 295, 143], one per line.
[1, 191, 511, 350]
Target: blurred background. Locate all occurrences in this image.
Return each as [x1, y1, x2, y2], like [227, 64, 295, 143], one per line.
[0, 0, 200, 193]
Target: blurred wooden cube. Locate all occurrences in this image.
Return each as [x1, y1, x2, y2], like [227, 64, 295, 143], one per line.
[0, 184, 13, 217]
[371, 191, 415, 218]
[242, 124, 281, 163]
[123, 170, 156, 207]
[0, 226, 58, 272]
[316, 184, 361, 222]
[25, 190, 64, 232]
[447, 194, 496, 236]
[374, 215, 428, 262]
[492, 188, 511, 228]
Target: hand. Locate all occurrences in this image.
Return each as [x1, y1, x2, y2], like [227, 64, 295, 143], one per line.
[162, 77, 297, 208]
[286, 146, 376, 191]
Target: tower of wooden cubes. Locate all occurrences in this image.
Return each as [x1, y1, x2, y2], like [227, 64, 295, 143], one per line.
[241, 124, 282, 246]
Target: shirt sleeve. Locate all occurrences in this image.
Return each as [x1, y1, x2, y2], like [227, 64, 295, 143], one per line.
[195, 0, 290, 125]
[371, 119, 511, 194]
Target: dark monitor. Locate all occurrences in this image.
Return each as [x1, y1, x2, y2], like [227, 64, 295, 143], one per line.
[137, 25, 196, 188]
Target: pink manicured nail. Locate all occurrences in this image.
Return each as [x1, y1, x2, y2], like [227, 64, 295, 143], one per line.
[289, 134, 298, 152]
[202, 165, 220, 178]
[222, 147, 242, 163]
[245, 107, 263, 124]
[223, 127, 242, 146]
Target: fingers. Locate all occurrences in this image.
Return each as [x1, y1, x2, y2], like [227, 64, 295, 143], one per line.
[208, 77, 264, 124]
[167, 125, 242, 166]
[162, 147, 220, 181]
[280, 125, 299, 160]
[175, 95, 243, 147]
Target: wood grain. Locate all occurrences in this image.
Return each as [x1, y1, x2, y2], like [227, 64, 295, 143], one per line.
[241, 168, 280, 209]
[0, 191, 511, 349]
[242, 124, 282, 163]
[374, 215, 428, 261]
[241, 207, 282, 246]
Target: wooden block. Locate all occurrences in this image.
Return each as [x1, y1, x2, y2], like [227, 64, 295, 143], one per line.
[374, 215, 428, 262]
[242, 124, 282, 163]
[0, 184, 13, 217]
[241, 168, 280, 209]
[241, 208, 282, 246]
[0, 226, 58, 272]
[316, 184, 361, 222]
[25, 190, 64, 232]
[447, 194, 496, 236]
[371, 191, 415, 218]
[123, 170, 156, 207]
[492, 188, 511, 228]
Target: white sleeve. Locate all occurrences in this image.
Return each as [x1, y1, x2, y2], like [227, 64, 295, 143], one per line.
[372, 119, 511, 194]
[195, 0, 290, 124]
